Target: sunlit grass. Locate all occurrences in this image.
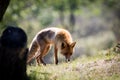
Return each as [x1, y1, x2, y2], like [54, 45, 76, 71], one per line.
[27, 49, 120, 80]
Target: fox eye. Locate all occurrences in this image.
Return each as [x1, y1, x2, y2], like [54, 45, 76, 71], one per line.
[70, 53, 72, 55]
[64, 53, 68, 55]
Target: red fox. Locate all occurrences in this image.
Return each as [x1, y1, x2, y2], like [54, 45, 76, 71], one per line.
[27, 27, 76, 65]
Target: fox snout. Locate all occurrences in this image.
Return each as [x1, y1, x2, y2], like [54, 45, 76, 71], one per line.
[65, 55, 71, 62]
[66, 58, 70, 62]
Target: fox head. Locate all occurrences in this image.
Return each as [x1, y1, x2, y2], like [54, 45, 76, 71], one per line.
[60, 41, 76, 62]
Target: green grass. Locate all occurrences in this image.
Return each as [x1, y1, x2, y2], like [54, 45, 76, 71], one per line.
[27, 50, 120, 80]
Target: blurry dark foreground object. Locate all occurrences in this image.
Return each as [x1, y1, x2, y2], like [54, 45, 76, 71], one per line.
[0, 26, 29, 80]
[0, 26, 27, 48]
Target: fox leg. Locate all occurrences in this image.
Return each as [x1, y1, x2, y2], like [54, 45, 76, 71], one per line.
[54, 45, 58, 65]
[36, 50, 41, 65]
[36, 44, 50, 65]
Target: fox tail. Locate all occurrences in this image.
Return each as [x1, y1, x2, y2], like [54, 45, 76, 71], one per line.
[27, 41, 39, 63]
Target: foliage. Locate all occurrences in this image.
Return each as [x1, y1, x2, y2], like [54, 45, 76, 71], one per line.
[102, 0, 120, 8]
[39, 9, 54, 27]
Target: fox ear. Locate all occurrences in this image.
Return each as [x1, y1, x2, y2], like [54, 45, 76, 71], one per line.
[61, 42, 66, 49]
[71, 42, 76, 48]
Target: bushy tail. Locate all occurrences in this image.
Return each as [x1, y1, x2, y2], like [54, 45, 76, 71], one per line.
[27, 41, 39, 63]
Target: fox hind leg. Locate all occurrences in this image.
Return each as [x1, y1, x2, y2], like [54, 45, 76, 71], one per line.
[36, 44, 51, 65]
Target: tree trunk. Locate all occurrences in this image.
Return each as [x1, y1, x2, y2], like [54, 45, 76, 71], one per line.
[112, 9, 120, 42]
[0, 0, 10, 21]
[59, 11, 65, 26]
[69, 10, 75, 32]
[69, 11, 75, 27]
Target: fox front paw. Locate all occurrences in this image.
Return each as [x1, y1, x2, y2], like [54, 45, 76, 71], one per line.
[55, 60, 58, 65]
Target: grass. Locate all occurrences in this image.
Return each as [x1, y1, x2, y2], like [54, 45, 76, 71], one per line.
[27, 50, 120, 80]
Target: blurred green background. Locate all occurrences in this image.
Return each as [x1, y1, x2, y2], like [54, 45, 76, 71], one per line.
[0, 0, 120, 63]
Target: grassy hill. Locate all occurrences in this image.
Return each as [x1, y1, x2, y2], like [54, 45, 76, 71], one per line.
[27, 49, 120, 80]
